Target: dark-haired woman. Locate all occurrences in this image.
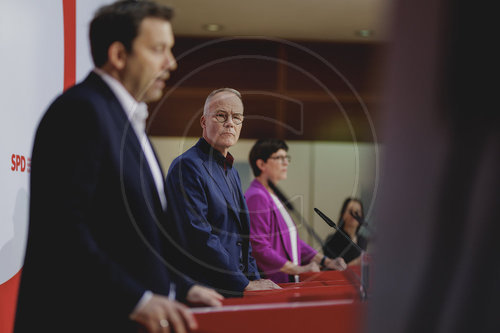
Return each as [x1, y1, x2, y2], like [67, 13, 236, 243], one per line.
[245, 139, 346, 283]
[323, 198, 368, 265]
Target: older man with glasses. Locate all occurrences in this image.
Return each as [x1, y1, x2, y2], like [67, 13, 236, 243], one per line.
[164, 88, 280, 297]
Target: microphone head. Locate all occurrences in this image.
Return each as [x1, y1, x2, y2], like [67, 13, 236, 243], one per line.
[314, 207, 339, 230]
[350, 211, 365, 225]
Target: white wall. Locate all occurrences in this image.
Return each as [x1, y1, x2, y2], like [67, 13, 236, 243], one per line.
[0, 0, 65, 285]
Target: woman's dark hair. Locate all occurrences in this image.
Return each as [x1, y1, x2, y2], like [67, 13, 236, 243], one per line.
[337, 197, 364, 232]
[249, 139, 288, 177]
[89, 0, 174, 67]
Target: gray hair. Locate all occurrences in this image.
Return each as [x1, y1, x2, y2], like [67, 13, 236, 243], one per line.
[203, 88, 242, 115]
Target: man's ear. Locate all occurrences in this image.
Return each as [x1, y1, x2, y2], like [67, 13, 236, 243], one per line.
[107, 41, 127, 70]
[200, 114, 206, 129]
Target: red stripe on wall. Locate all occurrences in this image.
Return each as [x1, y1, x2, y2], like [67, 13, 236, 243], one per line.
[0, 269, 22, 333]
[63, 0, 76, 91]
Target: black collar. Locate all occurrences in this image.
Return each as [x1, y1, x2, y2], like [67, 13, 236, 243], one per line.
[197, 138, 234, 170]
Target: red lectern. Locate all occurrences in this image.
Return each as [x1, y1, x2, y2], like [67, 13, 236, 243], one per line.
[191, 267, 367, 333]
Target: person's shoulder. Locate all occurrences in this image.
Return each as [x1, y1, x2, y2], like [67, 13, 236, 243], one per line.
[39, 84, 102, 133]
[48, 74, 109, 114]
[245, 181, 267, 195]
[173, 144, 204, 163]
[167, 145, 204, 175]
[245, 182, 270, 204]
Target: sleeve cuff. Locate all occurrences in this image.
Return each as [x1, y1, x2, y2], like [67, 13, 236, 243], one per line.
[129, 290, 153, 318]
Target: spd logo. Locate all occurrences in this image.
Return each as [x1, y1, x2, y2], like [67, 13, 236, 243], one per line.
[11, 154, 31, 173]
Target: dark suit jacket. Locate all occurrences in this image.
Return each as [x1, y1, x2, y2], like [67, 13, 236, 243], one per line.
[14, 72, 188, 332]
[165, 138, 259, 296]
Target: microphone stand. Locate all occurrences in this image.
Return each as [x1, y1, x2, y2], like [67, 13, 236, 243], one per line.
[314, 207, 369, 301]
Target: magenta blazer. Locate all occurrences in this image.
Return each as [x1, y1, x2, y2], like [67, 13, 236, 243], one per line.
[245, 179, 318, 283]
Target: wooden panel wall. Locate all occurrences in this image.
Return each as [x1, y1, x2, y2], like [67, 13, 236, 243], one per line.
[147, 37, 386, 142]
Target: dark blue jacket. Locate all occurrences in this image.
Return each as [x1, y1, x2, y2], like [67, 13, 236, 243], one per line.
[15, 72, 189, 332]
[165, 138, 259, 296]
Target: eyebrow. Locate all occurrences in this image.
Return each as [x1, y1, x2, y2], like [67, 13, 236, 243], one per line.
[215, 110, 243, 115]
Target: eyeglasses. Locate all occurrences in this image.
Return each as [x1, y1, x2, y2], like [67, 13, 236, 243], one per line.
[213, 112, 244, 125]
[268, 155, 291, 163]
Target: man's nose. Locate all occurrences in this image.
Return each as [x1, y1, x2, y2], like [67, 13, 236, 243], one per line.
[224, 116, 236, 127]
[168, 57, 177, 71]
[164, 51, 177, 71]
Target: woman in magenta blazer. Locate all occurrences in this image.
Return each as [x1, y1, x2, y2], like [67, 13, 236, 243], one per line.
[245, 139, 346, 283]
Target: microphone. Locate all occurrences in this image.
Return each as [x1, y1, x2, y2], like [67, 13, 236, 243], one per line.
[314, 208, 363, 253]
[350, 211, 375, 240]
[268, 180, 325, 248]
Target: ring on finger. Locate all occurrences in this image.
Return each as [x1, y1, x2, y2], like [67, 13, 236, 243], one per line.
[159, 319, 169, 328]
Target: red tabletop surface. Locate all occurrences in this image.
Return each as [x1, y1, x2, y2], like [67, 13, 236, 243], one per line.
[191, 267, 367, 333]
[192, 300, 366, 333]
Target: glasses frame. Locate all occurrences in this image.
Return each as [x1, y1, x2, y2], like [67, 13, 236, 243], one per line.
[268, 155, 291, 163]
[212, 111, 244, 125]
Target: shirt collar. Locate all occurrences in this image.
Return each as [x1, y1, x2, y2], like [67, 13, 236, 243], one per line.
[198, 138, 234, 170]
[93, 68, 148, 134]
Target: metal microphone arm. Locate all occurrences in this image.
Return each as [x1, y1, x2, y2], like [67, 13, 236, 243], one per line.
[314, 207, 369, 301]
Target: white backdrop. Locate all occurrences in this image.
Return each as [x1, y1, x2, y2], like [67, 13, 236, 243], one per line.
[0, 0, 65, 285]
[0, 1, 109, 330]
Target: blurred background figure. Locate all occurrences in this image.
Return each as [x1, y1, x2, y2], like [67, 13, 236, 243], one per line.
[245, 138, 346, 284]
[323, 197, 368, 266]
[367, 0, 500, 332]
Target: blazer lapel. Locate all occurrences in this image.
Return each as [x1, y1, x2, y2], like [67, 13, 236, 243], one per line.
[91, 73, 164, 213]
[130, 133, 165, 211]
[202, 159, 243, 229]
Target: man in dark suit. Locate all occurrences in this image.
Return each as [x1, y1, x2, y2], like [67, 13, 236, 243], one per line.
[165, 88, 280, 296]
[14, 1, 221, 333]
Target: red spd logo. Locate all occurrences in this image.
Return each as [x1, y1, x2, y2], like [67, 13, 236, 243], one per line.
[11, 154, 31, 173]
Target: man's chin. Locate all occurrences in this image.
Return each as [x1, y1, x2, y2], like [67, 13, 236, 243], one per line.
[216, 138, 236, 149]
[141, 87, 165, 103]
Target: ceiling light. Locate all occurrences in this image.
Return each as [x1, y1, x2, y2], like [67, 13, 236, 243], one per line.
[203, 24, 223, 32]
[356, 29, 374, 38]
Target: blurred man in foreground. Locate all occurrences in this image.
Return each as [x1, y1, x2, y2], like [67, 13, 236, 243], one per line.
[15, 2, 222, 332]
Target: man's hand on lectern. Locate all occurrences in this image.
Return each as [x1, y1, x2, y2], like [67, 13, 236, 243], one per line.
[245, 279, 282, 291]
[131, 294, 197, 333]
[186, 285, 224, 307]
